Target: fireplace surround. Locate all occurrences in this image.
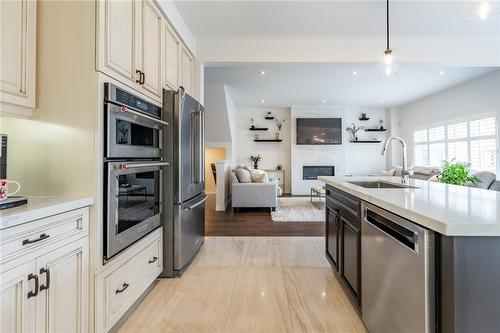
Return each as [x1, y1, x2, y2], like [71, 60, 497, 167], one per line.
[303, 166, 335, 180]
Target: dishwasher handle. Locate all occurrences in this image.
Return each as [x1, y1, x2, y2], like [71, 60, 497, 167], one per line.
[365, 208, 419, 253]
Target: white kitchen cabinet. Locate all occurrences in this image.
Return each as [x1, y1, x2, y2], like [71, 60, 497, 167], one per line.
[0, 261, 37, 333]
[35, 238, 89, 333]
[138, 0, 162, 97]
[0, 206, 90, 333]
[97, 0, 163, 101]
[163, 23, 180, 90]
[181, 47, 193, 94]
[0, 0, 36, 111]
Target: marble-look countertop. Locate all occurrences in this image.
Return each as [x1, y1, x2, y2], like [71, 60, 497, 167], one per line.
[0, 196, 94, 230]
[319, 176, 500, 236]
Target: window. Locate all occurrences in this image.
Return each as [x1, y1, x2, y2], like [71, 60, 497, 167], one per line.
[413, 117, 497, 172]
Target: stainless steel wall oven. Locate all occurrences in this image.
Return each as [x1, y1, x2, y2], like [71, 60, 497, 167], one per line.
[103, 83, 168, 262]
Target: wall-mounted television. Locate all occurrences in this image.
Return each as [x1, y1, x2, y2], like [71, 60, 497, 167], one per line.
[296, 118, 342, 145]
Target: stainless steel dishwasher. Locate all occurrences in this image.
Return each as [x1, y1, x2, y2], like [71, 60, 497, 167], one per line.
[361, 201, 435, 333]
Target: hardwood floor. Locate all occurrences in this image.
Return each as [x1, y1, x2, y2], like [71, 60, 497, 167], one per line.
[117, 237, 366, 333]
[205, 195, 325, 236]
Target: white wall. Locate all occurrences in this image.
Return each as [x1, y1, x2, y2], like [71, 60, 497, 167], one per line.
[394, 70, 500, 168]
[233, 107, 291, 192]
[290, 106, 387, 194]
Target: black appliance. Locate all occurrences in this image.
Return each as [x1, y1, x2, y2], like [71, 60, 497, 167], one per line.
[103, 83, 168, 262]
[296, 118, 342, 145]
[0, 134, 28, 210]
[161, 87, 206, 277]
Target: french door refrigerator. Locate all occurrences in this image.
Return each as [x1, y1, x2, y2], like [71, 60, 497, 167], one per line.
[161, 87, 206, 277]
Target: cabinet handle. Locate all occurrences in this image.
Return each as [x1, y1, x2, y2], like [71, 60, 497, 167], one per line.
[39, 268, 50, 291]
[22, 233, 50, 245]
[135, 70, 142, 83]
[27, 274, 39, 298]
[140, 72, 145, 85]
[115, 283, 129, 294]
[148, 256, 158, 264]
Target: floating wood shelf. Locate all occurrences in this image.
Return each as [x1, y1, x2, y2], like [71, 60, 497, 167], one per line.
[365, 128, 387, 132]
[264, 116, 275, 120]
[249, 127, 269, 131]
[359, 117, 370, 121]
[254, 139, 283, 142]
[350, 140, 382, 143]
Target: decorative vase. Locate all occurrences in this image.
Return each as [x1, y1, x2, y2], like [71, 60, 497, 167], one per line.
[275, 133, 280, 140]
[254, 163, 258, 169]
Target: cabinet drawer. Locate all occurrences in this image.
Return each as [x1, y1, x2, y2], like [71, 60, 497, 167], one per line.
[326, 185, 360, 218]
[103, 236, 162, 328]
[0, 208, 88, 264]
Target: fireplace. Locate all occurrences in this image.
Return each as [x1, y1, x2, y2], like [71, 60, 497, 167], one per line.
[303, 166, 335, 180]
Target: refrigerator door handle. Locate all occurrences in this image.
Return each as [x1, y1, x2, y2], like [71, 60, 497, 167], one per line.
[191, 111, 203, 184]
[183, 195, 208, 211]
[200, 110, 205, 183]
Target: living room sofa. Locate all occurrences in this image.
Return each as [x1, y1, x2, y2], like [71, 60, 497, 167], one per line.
[231, 173, 282, 212]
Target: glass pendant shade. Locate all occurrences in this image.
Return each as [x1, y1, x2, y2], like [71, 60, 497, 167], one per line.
[378, 48, 399, 78]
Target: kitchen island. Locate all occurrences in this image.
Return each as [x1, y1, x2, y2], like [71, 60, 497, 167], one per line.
[319, 176, 500, 333]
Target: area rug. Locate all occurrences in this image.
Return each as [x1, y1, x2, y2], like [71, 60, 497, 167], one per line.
[271, 197, 325, 222]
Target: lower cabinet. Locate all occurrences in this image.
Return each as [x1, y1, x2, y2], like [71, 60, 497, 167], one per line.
[0, 207, 90, 333]
[325, 185, 362, 309]
[341, 216, 361, 303]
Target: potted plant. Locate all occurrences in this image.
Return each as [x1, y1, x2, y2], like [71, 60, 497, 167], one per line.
[249, 155, 262, 169]
[438, 160, 479, 186]
[274, 117, 286, 140]
[346, 123, 364, 141]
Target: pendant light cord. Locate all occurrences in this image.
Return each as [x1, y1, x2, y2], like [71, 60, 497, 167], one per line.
[386, 0, 390, 50]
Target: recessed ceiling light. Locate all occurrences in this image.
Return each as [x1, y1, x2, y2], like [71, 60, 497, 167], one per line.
[478, 2, 491, 21]
[259, 70, 266, 76]
[439, 70, 445, 75]
[261, 99, 265, 104]
[322, 100, 327, 104]
[380, 100, 384, 104]
[351, 70, 358, 76]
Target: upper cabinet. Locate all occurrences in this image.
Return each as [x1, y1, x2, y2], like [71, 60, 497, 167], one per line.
[97, 0, 195, 103]
[138, 0, 162, 98]
[97, 0, 162, 102]
[163, 23, 180, 90]
[0, 0, 36, 113]
[181, 47, 193, 95]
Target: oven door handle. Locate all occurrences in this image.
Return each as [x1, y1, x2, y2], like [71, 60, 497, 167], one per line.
[121, 162, 170, 169]
[184, 195, 208, 211]
[122, 107, 170, 127]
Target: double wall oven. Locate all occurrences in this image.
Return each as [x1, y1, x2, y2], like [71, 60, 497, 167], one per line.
[103, 83, 168, 261]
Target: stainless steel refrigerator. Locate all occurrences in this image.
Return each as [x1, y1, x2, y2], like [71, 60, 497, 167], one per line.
[161, 87, 206, 277]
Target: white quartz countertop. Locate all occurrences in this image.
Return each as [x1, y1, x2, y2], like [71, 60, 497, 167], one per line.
[0, 196, 94, 230]
[319, 176, 500, 236]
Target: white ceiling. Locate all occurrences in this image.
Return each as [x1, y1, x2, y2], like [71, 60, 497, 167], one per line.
[205, 64, 497, 108]
[173, 1, 500, 40]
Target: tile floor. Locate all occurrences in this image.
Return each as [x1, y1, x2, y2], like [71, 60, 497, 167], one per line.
[118, 237, 366, 333]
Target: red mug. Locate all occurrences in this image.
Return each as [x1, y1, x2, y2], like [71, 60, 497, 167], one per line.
[0, 179, 21, 201]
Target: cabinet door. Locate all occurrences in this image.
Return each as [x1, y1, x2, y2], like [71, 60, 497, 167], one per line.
[180, 47, 193, 94]
[0, 260, 37, 333]
[98, 0, 139, 86]
[0, 0, 36, 109]
[163, 23, 180, 90]
[326, 207, 340, 271]
[35, 238, 89, 333]
[139, 0, 162, 97]
[341, 217, 360, 304]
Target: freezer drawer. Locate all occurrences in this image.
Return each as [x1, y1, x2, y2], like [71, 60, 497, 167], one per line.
[173, 194, 206, 270]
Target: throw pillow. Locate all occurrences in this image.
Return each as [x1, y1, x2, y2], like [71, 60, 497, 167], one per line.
[250, 169, 269, 183]
[234, 168, 252, 183]
[468, 171, 496, 189]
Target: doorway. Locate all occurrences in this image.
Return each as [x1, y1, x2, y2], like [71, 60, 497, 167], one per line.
[204, 147, 226, 194]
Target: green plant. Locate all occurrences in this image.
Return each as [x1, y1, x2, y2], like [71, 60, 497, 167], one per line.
[439, 160, 479, 186]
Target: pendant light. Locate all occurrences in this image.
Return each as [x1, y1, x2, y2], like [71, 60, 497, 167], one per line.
[378, 0, 399, 77]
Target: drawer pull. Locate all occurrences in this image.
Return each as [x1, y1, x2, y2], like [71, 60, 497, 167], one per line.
[22, 233, 50, 245]
[39, 268, 50, 291]
[27, 273, 39, 298]
[148, 256, 158, 264]
[115, 283, 129, 294]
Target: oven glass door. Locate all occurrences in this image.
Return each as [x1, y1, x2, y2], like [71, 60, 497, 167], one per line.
[105, 161, 166, 260]
[106, 103, 162, 159]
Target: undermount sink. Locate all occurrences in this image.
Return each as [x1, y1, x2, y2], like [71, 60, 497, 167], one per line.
[347, 180, 418, 189]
